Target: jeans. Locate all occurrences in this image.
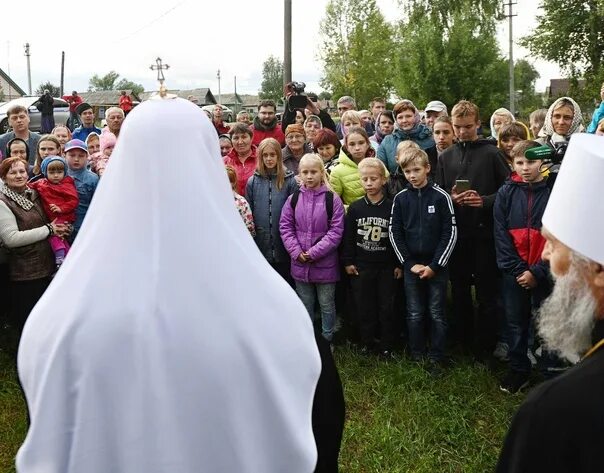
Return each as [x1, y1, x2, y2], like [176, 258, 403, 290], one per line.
[350, 267, 397, 349]
[296, 282, 336, 341]
[404, 267, 448, 361]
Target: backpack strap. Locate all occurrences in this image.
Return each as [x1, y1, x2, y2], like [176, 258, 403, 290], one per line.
[325, 190, 334, 224]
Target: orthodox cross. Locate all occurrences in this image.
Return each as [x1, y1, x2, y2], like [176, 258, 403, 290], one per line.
[150, 57, 170, 98]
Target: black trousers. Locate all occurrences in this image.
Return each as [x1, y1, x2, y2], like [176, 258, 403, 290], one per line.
[448, 236, 500, 354]
[350, 267, 397, 349]
[9, 277, 51, 335]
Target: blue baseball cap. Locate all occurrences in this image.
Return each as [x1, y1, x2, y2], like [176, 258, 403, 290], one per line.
[64, 139, 88, 154]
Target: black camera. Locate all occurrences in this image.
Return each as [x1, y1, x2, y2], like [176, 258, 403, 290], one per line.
[291, 81, 306, 94]
[287, 81, 308, 109]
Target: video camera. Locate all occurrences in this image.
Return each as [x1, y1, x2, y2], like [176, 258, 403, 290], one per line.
[525, 143, 567, 166]
[286, 81, 308, 109]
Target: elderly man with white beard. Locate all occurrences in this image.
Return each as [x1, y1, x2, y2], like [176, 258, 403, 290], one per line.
[496, 133, 604, 473]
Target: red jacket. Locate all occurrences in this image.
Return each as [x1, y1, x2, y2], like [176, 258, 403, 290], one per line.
[214, 121, 230, 136]
[28, 176, 79, 224]
[251, 125, 285, 147]
[119, 94, 133, 112]
[223, 147, 257, 195]
[62, 94, 83, 113]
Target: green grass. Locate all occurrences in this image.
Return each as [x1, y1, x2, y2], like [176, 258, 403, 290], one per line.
[0, 347, 523, 472]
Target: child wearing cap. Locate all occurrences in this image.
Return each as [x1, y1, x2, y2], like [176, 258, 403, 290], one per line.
[28, 156, 79, 268]
[65, 139, 99, 241]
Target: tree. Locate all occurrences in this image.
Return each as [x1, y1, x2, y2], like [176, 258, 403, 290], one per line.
[115, 79, 144, 97]
[259, 55, 284, 104]
[392, 0, 508, 119]
[318, 91, 332, 100]
[88, 71, 120, 91]
[88, 71, 144, 98]
[514, 59, 543, 117]
[35, 81, 61, 97]
[520, 0, 604, 110]
[319, 0, 395, 108]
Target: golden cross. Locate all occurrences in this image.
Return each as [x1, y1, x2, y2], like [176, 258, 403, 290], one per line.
[150, 57, 170, 98]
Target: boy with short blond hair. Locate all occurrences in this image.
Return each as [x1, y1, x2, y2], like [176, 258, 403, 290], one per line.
[390, 148, 457, 368]
[435, 100, 509, 358]
[343, 158, 400, 356]
[494, 140, 551, 393]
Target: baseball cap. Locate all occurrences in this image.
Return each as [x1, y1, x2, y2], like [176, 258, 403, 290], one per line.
[425, 100, 448, 114]
[64, 139, 88, 154]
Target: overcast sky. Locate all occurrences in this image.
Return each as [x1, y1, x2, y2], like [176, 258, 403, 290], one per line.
[2, 0, 559, 99]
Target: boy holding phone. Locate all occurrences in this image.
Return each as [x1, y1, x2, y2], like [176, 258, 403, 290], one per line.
[435, 100, 510, 358]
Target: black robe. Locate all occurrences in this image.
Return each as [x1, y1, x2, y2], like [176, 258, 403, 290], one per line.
[496, 321, 604, 472]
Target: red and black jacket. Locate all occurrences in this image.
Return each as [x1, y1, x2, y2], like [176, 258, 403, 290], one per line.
[493, 173, 550, 282]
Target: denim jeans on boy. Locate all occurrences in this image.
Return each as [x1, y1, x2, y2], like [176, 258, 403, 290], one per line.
[404, 267, 448, 361]
[502, 272, 564, 377]
[296, 282, 336, 342]
[502, 273, 532, 373]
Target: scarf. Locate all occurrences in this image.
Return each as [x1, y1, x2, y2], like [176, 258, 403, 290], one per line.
[253, 115, 278, 132]
[542, 96, 583, 139]
[372, 111, 395, 145]
[392, 122, 435, 150]
[0, 184, 34, 210]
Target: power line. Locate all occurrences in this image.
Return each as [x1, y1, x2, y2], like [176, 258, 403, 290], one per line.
[117, 1, 187, 43]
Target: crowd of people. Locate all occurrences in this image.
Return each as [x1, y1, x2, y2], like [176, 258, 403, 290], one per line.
[0, 85, 601, 392]
[1, 82, 603, 472]
[209, 88, 601, 394]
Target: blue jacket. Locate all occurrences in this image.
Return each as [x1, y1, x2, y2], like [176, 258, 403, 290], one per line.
[67, 167, 99, 235]
[377, 124, 435, 174]
[493, 173, 550, 282]
[389, 181, 457, 272]
[72, 126, 102, 142]
[246, 170, 298, 263]
[587, 101, 604, 133]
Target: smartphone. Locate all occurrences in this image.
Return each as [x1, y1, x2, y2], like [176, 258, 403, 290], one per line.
[455, 179, 471, 193]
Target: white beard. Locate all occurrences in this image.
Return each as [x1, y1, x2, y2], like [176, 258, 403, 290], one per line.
[537, 257, 597, 363]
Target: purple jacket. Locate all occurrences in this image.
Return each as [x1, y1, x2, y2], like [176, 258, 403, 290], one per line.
[279, 184, 345, 283]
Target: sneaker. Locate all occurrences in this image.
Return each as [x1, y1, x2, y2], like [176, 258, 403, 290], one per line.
[427, 359, 446, 377]
[499, 371, 530, 394]
[378, 349, 394, 360]
[493, 342, 510, 362]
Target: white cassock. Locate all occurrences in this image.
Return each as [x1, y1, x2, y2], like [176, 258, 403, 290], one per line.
[16, 98, 321, 472]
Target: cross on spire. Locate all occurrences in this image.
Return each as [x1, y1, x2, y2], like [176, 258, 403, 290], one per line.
[150, 57, 170, 98]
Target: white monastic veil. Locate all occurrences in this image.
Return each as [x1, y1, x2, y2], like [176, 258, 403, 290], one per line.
[16, 98, 321, 473]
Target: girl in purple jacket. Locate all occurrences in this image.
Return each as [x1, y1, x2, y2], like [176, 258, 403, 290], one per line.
[279, 154, 345, 342]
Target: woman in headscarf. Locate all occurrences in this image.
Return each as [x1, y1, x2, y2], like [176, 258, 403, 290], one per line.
[16, 97, 324, 473]
[369, 110, 395, 146]
[537, 96, 584, 149]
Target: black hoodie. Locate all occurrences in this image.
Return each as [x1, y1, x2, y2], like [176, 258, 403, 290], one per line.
[435, 139, 510, 238]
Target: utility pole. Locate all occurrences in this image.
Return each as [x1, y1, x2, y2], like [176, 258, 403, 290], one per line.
[24, 43, 32, 95]
[60, 51, 65, 97]
[503, 0, 517, 115]
[284, 0, 292, 87]
[216, 69, 221, 104]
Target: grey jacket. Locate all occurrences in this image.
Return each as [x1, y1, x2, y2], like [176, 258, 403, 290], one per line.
[246, 170, 298, 263]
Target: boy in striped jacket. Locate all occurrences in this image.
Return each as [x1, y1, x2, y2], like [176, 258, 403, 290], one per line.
[389, 146, 457, 370]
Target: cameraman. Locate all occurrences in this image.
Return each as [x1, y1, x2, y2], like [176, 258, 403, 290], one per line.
[281, 83, 336, 133]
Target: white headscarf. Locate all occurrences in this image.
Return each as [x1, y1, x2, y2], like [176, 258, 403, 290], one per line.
[16, 98, 321, 473]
